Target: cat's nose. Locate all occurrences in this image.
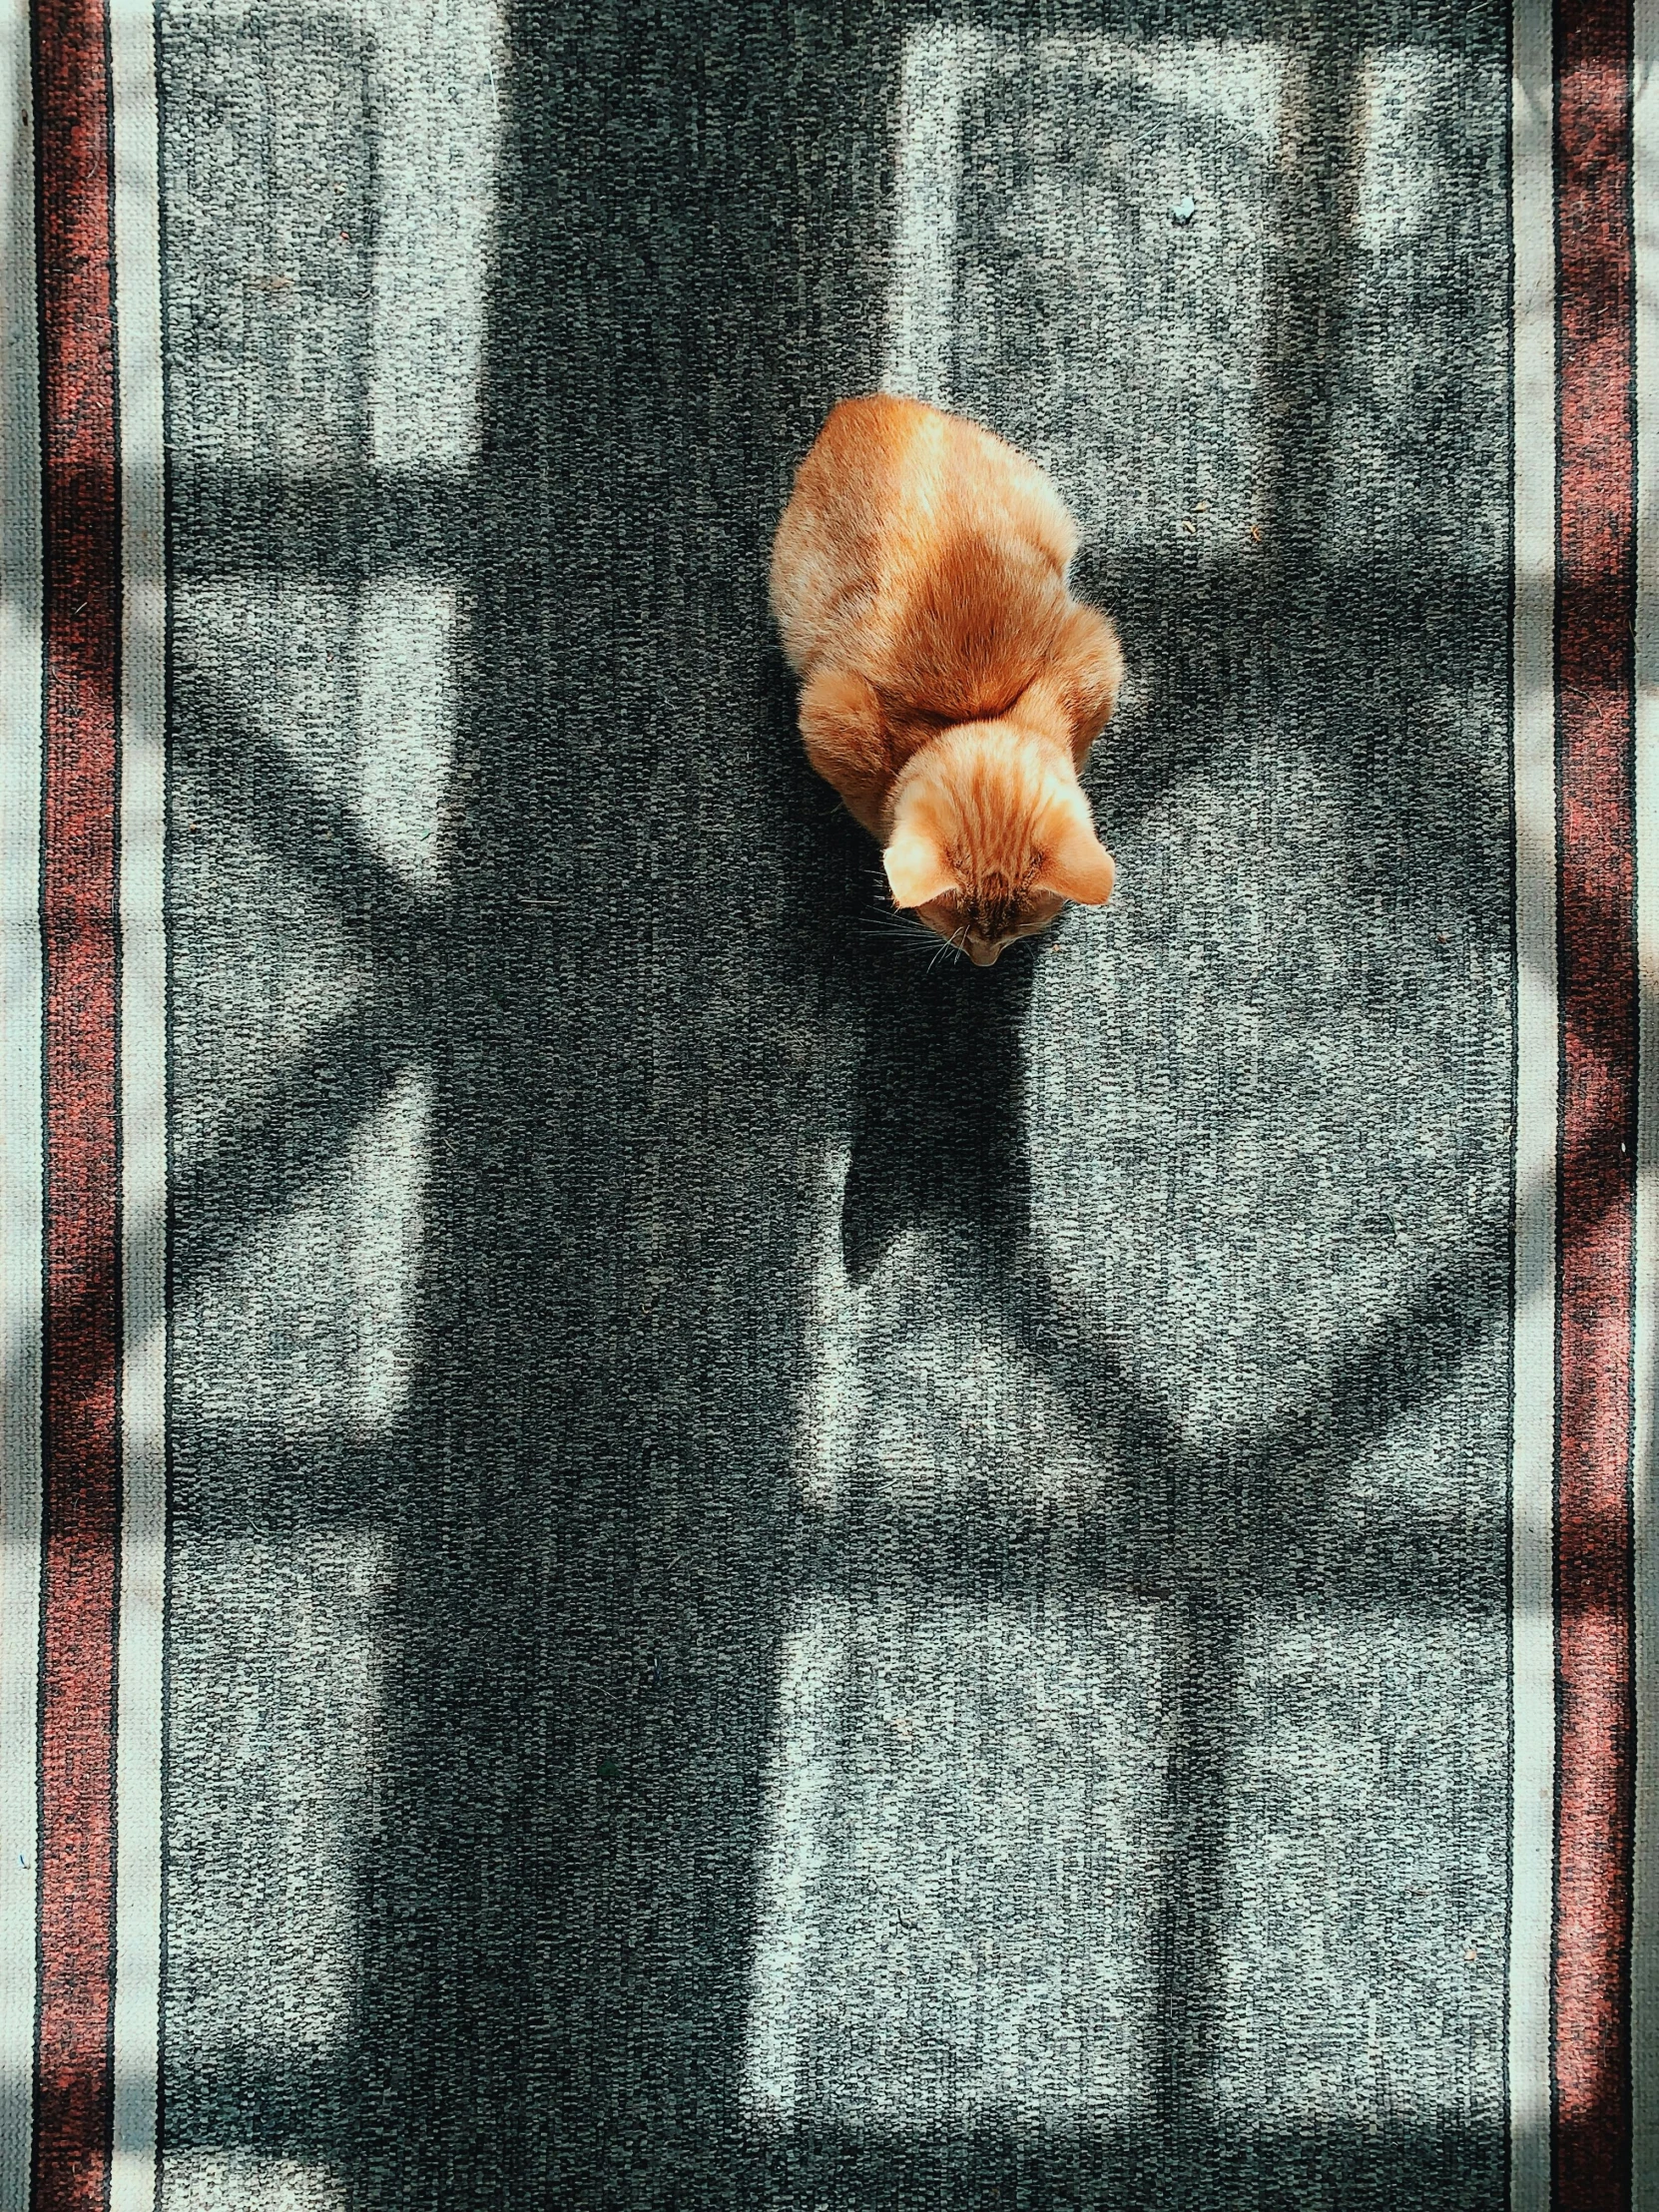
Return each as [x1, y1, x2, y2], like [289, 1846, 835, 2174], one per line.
[966, 937, 1001, 967]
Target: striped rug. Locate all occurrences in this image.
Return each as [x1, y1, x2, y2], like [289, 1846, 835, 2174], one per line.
[1, 1, 1656, 2207]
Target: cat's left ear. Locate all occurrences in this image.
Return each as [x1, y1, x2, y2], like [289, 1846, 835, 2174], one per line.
[883, 830, 957, 909]
[1036, 819, 1116, 905]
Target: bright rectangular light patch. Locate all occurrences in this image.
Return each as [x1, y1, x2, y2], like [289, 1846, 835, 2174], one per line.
[883, 26, 1286, 547]
[742, 1592, 1172, 2128]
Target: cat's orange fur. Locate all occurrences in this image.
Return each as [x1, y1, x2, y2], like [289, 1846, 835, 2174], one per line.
[770, 393, 1123, 966]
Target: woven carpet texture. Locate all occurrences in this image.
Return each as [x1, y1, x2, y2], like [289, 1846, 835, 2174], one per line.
[158, 2, 1512, 2205]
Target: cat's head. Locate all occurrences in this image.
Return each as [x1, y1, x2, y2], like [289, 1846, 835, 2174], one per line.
[881, 722, 1115, 966]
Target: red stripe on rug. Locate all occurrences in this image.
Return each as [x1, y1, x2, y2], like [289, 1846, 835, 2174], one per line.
[1552, 0, 1639, 2206]
[30, 1, 121, 2208]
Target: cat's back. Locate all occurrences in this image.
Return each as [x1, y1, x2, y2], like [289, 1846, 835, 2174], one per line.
[770, 395, 1077, 682]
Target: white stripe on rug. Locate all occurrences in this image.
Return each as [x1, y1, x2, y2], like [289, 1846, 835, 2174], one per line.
[1508, 2, 1558, 2207]
[110, 3, 168, 2206]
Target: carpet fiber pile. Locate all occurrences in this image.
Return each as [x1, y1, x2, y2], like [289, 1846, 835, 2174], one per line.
[1, 3, 1650, 2208]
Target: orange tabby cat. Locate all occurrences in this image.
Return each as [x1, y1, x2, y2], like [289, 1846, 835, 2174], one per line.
[770, 393, 1123, 966]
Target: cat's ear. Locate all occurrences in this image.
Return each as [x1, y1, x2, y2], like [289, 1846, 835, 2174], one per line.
[883, 830, 957, 909]
[1037, 818, 1116, 905]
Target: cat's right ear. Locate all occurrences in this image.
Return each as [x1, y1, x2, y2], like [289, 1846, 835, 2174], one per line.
[1035, 817, 1116, 905]
[883, 830, 956, 910]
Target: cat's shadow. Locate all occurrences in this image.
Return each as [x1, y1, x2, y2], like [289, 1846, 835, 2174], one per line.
[840, 939, 1037, 1284]
[764, 630, 1048, 1290]
[762, 633, 1046, 1289]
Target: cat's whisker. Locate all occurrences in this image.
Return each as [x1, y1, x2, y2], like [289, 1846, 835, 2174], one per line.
[856, 913, 934, 939]
[927, 924, 968, 975]
[858, 930, 935, 950]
